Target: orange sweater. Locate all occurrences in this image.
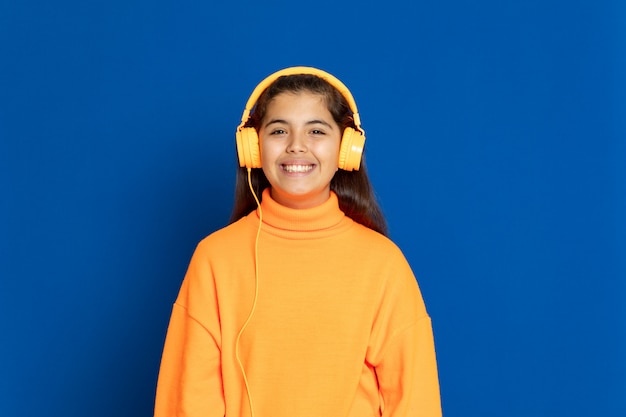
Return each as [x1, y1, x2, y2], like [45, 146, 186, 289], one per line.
[154, 189, 441, 417]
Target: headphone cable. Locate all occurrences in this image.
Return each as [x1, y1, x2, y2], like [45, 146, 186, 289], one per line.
[235, 167, 261, 417]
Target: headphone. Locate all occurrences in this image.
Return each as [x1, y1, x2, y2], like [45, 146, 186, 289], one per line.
[235, 66, 366, 171]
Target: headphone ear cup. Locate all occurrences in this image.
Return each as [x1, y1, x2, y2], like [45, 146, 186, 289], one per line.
[236, 127, 262, 168]
[338, 127, 365, 171]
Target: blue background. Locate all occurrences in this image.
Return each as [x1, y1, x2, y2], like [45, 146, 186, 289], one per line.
[1, 0, 624, 416]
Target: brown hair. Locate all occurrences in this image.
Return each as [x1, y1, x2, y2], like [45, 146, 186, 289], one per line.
[229, 73, 388, 236]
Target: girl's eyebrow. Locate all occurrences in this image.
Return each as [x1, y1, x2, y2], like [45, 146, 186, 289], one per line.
[306, 120, 333, 128]
[263, 119, 334, 128]
[264, 119, 288, 127]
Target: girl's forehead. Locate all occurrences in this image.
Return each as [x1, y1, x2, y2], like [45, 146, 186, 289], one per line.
[266, 91, 328, 109]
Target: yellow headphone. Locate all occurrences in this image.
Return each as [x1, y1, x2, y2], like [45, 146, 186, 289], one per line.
[235, 66, 366, 171]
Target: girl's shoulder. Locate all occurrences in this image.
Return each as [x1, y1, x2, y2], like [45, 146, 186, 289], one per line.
[346, 221, 408, 261]
[195, 215, 257, 253]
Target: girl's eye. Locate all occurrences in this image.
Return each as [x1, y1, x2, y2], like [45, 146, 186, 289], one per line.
[310, 129, 325, 135]
[270, 129, 286, 135]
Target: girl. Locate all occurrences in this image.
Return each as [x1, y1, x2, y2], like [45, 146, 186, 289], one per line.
[154, 67, 441, 417]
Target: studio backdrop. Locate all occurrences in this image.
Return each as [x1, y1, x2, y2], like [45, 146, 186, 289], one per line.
[1, 1, 624, 416]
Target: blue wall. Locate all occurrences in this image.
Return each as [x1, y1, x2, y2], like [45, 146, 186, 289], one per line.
[1, 1, 624, 416]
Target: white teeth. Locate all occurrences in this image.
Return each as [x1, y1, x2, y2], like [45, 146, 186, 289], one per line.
[282, 164, 313, 173]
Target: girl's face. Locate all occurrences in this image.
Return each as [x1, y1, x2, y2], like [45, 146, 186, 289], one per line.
[259, 91, 342, 209]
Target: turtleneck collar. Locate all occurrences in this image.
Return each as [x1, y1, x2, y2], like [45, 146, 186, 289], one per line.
[245, 188, 352, 239]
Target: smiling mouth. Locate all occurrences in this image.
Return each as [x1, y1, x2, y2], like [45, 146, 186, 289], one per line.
[281, 164, 315, 173]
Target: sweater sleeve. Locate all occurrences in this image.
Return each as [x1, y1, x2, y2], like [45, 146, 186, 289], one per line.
[367, 248, 442, 417]
[154, 242, 225, 417]
[376, 317, 442, 417]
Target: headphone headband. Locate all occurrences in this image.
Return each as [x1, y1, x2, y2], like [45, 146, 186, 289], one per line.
[237, 66, 363, 134]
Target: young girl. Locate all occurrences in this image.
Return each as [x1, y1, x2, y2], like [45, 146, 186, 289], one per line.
[154, 67, 441, 417]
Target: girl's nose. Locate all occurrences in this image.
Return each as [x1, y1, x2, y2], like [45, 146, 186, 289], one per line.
[286, 132, 307, 153]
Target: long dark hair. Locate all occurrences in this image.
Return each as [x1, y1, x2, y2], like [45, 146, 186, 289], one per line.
[229, 73, 388, 236]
